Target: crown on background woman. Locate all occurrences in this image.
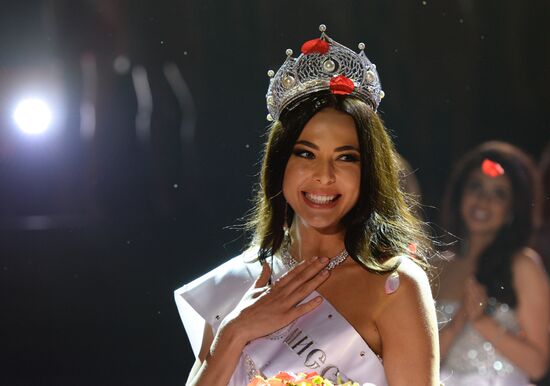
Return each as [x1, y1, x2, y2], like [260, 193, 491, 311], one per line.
[266, 24, 384, 122]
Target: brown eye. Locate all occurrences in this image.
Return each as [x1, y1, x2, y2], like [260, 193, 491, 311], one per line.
[493, 188, 511, 201]
[338, 153, 359, 162]
[465, 180, 482, 194]
[293, 149, 314, 159]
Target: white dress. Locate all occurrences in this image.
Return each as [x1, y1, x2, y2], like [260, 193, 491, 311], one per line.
[174, 248, 388, 386]
[438, 300, 530, 386]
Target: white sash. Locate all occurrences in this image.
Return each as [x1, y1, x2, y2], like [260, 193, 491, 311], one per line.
[175, 250, 388, 386]
[238, 291, 387, 386]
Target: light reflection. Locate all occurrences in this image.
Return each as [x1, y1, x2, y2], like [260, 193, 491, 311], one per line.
[13, 98, 52, 135]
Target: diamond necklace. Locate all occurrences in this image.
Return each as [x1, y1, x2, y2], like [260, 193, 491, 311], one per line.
[279, 241, 349, 271]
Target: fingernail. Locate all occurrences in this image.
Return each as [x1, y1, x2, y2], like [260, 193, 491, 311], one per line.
[319, 257, 329, 264]
[320, 269, 329, 277]
[310, 256, 319, 262]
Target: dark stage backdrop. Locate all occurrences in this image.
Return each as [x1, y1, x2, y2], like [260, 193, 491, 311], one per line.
[0, 1, 548, 385]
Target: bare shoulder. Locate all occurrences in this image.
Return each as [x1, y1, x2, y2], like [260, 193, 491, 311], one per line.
[396, 256, 432, 295]
[512, 247, 549, 289]
[513, 247, 545, 271]
[378, 256, 434, 313]
[375, 256, 440, 384]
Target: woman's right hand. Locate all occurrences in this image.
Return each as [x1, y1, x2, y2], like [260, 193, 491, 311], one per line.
[219, 256, 331, 345]
[463, 277, 488, 322]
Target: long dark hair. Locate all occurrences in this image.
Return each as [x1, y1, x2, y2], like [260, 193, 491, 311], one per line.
[539, 141, 550, 224]
[532, 141, 550, 273]
[247, 92, 431, 273]
[442, 141, 541, 306]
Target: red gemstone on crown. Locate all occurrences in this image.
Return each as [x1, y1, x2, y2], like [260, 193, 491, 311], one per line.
[329, 75, 355, 95]
[301, 38, 330, 55]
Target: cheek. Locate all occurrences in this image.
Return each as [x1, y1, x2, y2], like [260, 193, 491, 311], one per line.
[459, 194, 475, 222]
[493, 201, 512, 221]
[342, 168, 361, 201]
[460, 194, 470, 213]
[282, 161, 306, 197]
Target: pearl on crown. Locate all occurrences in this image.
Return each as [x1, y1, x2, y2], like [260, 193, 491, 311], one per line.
[282, 75, 295, 89]
[366, 70, 376, 83]
[323, 59, 336, 73]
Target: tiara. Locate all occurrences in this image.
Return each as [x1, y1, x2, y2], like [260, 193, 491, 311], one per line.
[266, 24, 384, 122]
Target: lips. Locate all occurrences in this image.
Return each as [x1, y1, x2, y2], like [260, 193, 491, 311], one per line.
[302, 192, 340, 208]
[470, 208, 489, 221]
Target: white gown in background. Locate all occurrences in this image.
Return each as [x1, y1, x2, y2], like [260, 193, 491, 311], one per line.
[174, 248, 388, 386]
[438, 300, 530, 386]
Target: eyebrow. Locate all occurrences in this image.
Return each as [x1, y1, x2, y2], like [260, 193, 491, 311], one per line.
[295, 140, 360, 152]
[468, 176, 512, 191]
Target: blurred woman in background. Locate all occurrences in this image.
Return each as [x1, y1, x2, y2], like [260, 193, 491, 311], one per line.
[533, 141, 550, 386]
[533, 141, 550, 274]
[435, 141, 549, 385]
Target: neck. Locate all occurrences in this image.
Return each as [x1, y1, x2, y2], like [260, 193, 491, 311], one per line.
[288, 218, 347, 261]
[463, 232, 497, 263]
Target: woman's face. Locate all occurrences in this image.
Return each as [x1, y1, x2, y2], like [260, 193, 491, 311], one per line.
[282, 107, 361, 234]
[460, 168, 513, 237]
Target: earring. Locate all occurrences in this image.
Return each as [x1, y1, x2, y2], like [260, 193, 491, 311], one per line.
[283, 202, 290, 239]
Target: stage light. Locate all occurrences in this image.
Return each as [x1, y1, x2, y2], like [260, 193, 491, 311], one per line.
[13, 98, 53, 135]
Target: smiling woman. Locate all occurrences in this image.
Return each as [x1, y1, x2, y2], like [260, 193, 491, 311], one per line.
[436, 141, 550, 385]
[460, 168, 513, 237]
[175, 25, 440, 386]
[282, 108, 361, 235]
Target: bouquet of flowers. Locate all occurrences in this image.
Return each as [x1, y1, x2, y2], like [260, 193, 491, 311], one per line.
[247, 371, 363, 386]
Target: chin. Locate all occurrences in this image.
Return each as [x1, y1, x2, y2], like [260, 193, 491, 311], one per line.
[466, 223, 502, 238]
[299, 217, 345, 234]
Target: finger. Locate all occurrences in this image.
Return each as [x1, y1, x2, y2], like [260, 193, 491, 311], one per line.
[275, 256, 315, 286]
[476, 284, 488, 298]
[287, 295, 324, 321]
[466, 283, 478, 299]
[465, 280, 480, 299]
[465, 278, 476, 291]
[469, 280, 482, 292]
[470, 283, 486, 301]
[278, 256, 330, 294]
[284, 268, 331, 307]
[254, 262, 271, 288]
[469, 278, 487, 296]
[248, 286, 269, 299]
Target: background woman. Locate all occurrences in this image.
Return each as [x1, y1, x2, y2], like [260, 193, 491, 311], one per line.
[533, 141, 550, 386]
[436, 141, 549, 385]
[175, 26, 439, 386]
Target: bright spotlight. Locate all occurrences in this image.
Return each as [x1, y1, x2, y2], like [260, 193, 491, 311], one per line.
[13, 98, 53, 135]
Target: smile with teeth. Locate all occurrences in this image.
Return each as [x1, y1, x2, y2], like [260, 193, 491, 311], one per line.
[304, 192, 340, 205]
[471, 209, 489, 221]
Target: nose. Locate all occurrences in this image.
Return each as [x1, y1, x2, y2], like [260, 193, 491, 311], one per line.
[312, 159, 336, 185]
[472, 188, 493, 203]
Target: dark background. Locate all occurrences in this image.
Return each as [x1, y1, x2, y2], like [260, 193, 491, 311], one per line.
[0, 1, 548, 385]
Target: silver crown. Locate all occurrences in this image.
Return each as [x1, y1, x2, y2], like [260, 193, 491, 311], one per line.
[266, 24, 384, 122]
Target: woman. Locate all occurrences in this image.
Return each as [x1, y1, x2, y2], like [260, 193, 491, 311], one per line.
[436, 141, 549, 385]
[533, 140, 550, 278]
[533, 141, 550, 385]
[175, 25, 439, 386]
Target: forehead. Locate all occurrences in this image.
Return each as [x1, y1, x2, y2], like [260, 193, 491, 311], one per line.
[466, 169, 512, 189]
[298, 108, 358, 144]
